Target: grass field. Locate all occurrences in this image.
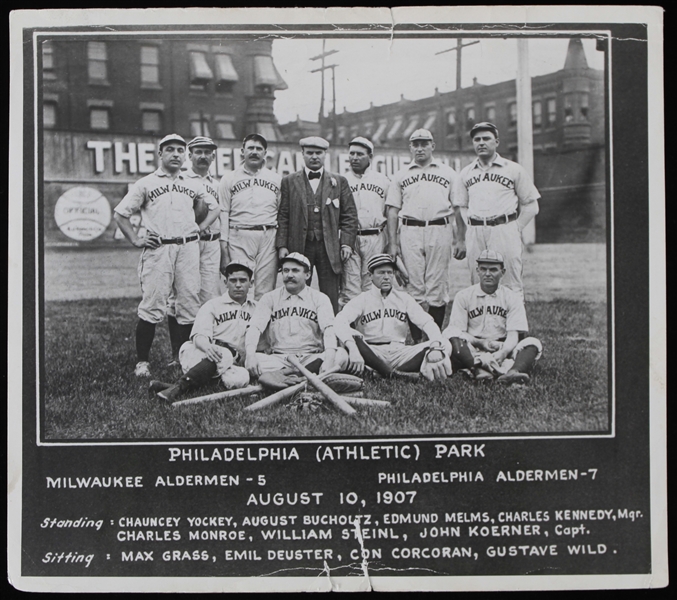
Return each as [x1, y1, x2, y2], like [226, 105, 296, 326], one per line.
[43, 296, 609, 440]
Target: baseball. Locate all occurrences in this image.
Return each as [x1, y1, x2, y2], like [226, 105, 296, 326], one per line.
[54, 186, 111, 241]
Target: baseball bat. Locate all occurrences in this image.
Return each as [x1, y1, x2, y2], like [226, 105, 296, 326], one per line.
[342, 396, 391, 407]
[288, 356, 356, 415]
[243, 367, 340, 412]
[172, 385, 262, 407]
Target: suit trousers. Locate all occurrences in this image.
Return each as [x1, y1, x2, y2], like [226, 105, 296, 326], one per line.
[304, 238, 340, 315]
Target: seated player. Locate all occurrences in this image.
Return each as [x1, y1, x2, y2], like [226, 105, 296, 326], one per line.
[244, 252, 348, 379]
[334, 254, 452, 381]
[150, 261, 256, 402]
[443, 250, 542, 384]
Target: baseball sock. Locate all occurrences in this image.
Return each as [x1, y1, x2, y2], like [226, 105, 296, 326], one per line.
[450, 337, 475, 371]
[396, 348, 427, 373]
[178, 323, 193, 348]
[167, 316, 182, 359]
[180, 358, 217, 389]
[509, 345, 539, 374]
[354, 337, 394, 377]
[136, 319, 156, 362]
[303, 358, 323, 375]
[428, 304, 446, 329]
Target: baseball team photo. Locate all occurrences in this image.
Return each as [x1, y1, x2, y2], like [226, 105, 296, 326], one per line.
[39, 29, 610, 440]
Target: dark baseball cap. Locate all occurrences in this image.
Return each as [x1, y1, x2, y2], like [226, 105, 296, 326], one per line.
[242, 133, 268, 149]
[470, 122, 499, 138]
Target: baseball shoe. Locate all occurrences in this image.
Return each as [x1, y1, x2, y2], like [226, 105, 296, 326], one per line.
[391, 370, 420, 382]
[157, 384, 182, 403]
[456, 368, 475, 381]
[474, 367, 495, 381]
[134, 361, 151, 378]
[497, 371, 530, 385]
[148, 380, 172, 399]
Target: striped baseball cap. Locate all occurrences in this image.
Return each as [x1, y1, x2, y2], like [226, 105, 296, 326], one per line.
[367, 253, 397, 273]
[188, 136, 217, 150]
[476, 249, 505, 265]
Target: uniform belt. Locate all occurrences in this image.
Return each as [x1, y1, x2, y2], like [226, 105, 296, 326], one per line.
[358, 226, 385, 236]
[160, 234, 199, 245]
[200, 232, 221, 242]
[231, 224, 277, 231]
[368, 341, 392, 346]
[214, 339, 237, 352]
[468, 212, 518, 227]
[401, 216, 450, 227]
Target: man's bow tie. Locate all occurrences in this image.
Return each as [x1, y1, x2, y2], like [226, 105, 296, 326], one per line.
[308, 171, 322, 180]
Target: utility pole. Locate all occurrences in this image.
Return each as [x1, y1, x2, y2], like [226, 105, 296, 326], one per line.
[516, 38, 536, 245]
[436, 38, 480, 150]
[310, 42, 339, 130]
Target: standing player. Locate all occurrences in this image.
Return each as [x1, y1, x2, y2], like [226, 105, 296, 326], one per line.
[457, 122, 540, 299]
[218, 133, 282, 300]
[339, 136, 391, 308]
[385, 128, 466, 336]
[150, 261, 256, 402]
[334, 254, 452, 381]
[244, 253, 348, 378]
[113, 133, 220, 377]
[276, 137, 359, 314]
[443, 250, 542, 384]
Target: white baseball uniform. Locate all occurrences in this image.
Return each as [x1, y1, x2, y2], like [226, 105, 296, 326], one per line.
[335, 286, 448, 369]
[443, 283, 542, 370]
[340, 167, 391, 307]
[245, 285, 348, 373]
[185, 167, 222, 303]
[456, 153, 540, 298]
[219, 165, 282, 299]
[114, 168, 217, 325]
[386, 160, 460, 306]
[179, 292, 256, 378]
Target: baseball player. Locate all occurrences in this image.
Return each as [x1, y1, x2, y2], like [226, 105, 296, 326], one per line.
[218, 133, 282, 300]
[385, 128, 466, 337]
[334, 254, 452, 381]
[443, 250, 542, 384]
[113, 133, 220, 378]
[457, 122, 540, 299]
[244, 252, 348, 378]
[149, 261, 256, 402]
[339, 137, 391, 308]
[166, 135, 222, 364]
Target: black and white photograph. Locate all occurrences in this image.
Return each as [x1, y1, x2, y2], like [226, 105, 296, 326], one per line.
[8, 6, 666, 593]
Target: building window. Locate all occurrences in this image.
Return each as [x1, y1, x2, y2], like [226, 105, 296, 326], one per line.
[533, 101, 542, 127]
[580, 94, 589, 120]
[190, 119, 210, 137]
[142, 110, 162, 133]
[90, 107, 110, 130]
[87, 42, 108, 84]
[564, 96, 574, 123]
[485, 105, 496, 122]
[547, 98, 557, 126]
[465, 107, 476, 129]
[214, 53, 239, 94]
[401, 116, 419, 140]
[337, 125, 346, 145]
[189, 52, 213, 87]
[387, 116, 403, 141]
[215, 121, 236, 140]
[372, 119, 388, 144]
[446, 111, 456, 136]
[253, 55, 288, 92]
[42, 41, 55, 79]
[140, 46, 160, 87]
[508, 102, 517, 127]
[43, 102, 57, 128]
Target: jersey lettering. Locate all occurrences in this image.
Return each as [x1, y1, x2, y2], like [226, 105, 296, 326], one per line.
[400, 174, 421, 190]
[467, 304, 508, 319]
[147, 184, 170, 202]
[214, 309, 251, 326]
[465, 172, 515, 190]
[350, 182, 386, 198]
[270, 306, 318, 323]
[231, 177, 280, 196]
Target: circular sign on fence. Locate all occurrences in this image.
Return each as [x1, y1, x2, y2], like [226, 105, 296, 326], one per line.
[54, 186, 112, 241]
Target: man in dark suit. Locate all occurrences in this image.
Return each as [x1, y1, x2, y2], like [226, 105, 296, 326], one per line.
[276, 136, 359, 314]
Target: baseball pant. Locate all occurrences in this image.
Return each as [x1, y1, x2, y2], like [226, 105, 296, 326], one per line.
[199, 239, 221, 304]
[399, 222, 454, 306]
[340, 230, 387, 308]
[362, 340, 433, 371]
[304, 238, 341, 315]
[467, 220, 524, 299]
[254, 349, 349, 374]
[179, 341, 250, 389]
[137, 242, 200, 325]
[228, 228, 278, 300]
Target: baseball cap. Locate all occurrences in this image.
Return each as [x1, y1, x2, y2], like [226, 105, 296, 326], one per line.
[409, 129, 434, 142]
[281, 252, 311, 271]
[243, 133, 268, 149]
[158, 133, 186, 149]
[476, 249, 505, 265]
[224, 260, 253, 279]
[367, 254, 397, 273]
[188, 136, 217, 150]
[470, 122, 499, 138]
[349, 136, 374, 154]
[299, 136, 329, 150]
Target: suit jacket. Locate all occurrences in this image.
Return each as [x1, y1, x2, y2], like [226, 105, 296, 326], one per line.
[276, 169, 358, 275]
